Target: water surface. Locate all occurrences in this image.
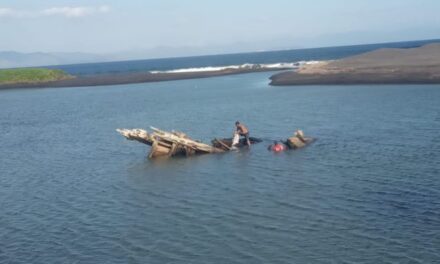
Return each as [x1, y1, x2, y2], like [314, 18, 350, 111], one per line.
[1, 72, 439, 263]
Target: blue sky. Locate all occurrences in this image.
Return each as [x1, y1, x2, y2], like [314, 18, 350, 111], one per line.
[0, 0, 439, 55]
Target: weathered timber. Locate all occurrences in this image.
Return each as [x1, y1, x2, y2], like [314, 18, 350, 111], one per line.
[211, 137, 262, 150]
[285, 130, 315, 149]
[150, 127, 221, 154]
[117, 127, 224, 158]
[213, 138, 231, 151]
[117, 127, 315, 159]
[116, 129, 153, 145]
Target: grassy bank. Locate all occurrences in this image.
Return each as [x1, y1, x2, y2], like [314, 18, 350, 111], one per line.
[0, 68, 73, 85]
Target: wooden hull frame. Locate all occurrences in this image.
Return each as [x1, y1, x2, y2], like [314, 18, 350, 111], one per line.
[117, 127, 313, 159]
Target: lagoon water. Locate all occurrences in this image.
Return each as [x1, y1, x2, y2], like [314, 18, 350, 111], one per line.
[1, 72, 440, 263]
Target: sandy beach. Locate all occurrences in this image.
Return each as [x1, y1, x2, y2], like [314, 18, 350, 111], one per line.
[270, 44, 440, 85]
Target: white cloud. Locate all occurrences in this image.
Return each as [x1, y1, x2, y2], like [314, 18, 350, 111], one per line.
[0, 5, 110, 18]
[0, 8, 12, 16]
[42, 5, 110, 18]
[98, 5, 110, 13]
[0, 7, 27, 18]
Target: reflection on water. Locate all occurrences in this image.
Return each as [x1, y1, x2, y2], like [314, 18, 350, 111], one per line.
[1, 73, 440, 263]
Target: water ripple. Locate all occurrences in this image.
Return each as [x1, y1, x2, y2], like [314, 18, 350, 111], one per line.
[1, 80, 440, 263]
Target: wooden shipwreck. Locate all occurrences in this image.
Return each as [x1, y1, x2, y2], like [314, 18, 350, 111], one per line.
[117, 127, 226, 158]
[285, 130, 314, 149]
[212, 137, 262, 151]
[117, 127, 313, 159]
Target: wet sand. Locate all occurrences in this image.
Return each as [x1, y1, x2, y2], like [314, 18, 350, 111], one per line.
[270, 44, 440, 85]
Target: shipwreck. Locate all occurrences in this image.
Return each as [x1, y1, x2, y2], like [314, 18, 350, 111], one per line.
[117, 127, 313, 159]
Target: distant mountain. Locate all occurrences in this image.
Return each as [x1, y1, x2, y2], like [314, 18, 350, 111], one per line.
[4, 38, 436, 69]
[0, 51, 109, 69]
[109, 43, 303, 61]
[0, 42, 301, 69]
[0, 48, 235, 69]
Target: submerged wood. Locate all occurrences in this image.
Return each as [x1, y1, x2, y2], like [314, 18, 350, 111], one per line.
[285, 130, 314, 149]
[117, 127, 313, 158]
[117, 127, 224, 158]
[212, 137, 262, 151]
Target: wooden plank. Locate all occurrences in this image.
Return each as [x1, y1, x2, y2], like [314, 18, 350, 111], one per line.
[168, 143, 178, 157]
[150, 127, 217, 153]
[116, 128, 153, 145]
[148, 140, 158, 158]
[214, 138, 231, 150]
[157, 141, 172, 148]
[118, 127, 225, 157]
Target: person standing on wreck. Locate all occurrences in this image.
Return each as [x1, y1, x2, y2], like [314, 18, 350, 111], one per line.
[235, 121, 251, 146]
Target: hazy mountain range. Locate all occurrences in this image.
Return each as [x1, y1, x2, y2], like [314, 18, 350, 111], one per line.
[0, 51, 109, 69]
[0, 42, 301, 69]
[2, 34, 438, 69]
[0, 49, 239, 69]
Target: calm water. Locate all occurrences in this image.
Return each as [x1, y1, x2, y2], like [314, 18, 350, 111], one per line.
[1, 72, 440, 263]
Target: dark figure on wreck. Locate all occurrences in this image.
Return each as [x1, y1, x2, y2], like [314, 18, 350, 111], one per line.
[235, 121, 251, 146]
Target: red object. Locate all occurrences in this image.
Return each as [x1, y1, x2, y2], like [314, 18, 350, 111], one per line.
[273, 144, 285, 152]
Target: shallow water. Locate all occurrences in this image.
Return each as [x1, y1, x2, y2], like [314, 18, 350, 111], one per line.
[1, 72, 440, 263]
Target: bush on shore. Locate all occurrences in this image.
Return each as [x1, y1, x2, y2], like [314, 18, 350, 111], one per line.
[0, 68, 72, 84]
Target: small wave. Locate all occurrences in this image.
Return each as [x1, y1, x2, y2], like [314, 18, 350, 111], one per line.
[149, 61, 323, 74]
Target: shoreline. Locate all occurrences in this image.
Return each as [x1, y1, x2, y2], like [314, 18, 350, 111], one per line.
[0, 65, 296, 90]
[3, 43, 440, 89]
[270, 67, 440, 85]
[270, 44, 440, 86]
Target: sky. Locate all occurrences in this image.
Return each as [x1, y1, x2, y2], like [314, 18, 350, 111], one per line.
[0, 0, 439, 56]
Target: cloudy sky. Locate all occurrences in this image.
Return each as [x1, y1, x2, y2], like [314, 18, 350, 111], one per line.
[1, 0, 439, 55]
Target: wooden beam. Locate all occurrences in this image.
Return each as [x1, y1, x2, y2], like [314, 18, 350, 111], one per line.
[214, 138, 231, 150]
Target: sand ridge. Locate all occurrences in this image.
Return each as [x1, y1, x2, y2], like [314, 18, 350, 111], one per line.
[270, 43, 440, 85]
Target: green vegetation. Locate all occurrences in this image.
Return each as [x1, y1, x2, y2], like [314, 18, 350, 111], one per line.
[0, 68, 73, 85]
